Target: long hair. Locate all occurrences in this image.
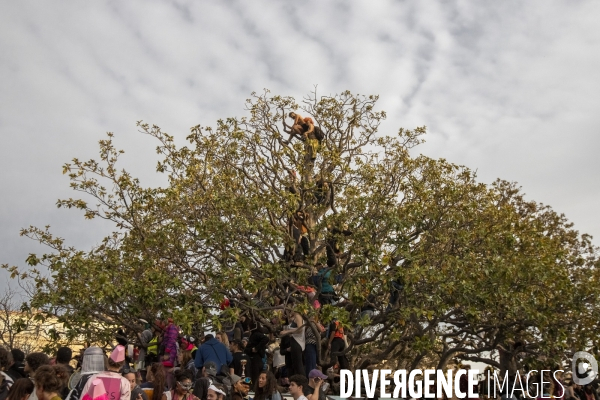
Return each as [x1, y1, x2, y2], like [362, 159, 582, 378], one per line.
[181, 350, 192, 368]
[216, 332, 230, 348]
[253, 371, 278, 400]
[7, 378, 34, 400]
[148, 363, 166, 400]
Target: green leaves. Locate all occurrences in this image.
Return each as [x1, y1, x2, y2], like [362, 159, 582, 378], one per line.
[3, 90, 598, 373]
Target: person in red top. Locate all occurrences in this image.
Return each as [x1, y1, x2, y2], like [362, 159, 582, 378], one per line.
[327, 321, 349, 370]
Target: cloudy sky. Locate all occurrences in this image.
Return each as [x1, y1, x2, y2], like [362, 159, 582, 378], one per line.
[1, 1, 599, 290]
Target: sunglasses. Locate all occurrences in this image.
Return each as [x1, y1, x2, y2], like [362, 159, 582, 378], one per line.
[240, 377, 252, 385]
[178, 382, 193, 390]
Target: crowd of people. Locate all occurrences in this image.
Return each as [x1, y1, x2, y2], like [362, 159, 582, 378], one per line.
[0, 308, 348, 400]
[2, 335, 600, 400]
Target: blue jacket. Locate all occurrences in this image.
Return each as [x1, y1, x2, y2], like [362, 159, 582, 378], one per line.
[194, 338, 233, 373]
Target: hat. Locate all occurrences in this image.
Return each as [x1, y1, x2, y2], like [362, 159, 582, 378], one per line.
[82, 379, 108, 400]
[241, 337, 249, 343]
[84, 347, 104, 356]
[308, 369, 328, 380]
[110, 345, 125, 363]
[208, 385, 225, 396]
[231, 375, 252, 386]
[204, 361, 218, 376]
[162, 361, 174, 368]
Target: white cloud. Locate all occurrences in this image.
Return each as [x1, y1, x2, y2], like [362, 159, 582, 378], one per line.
[1, 0, 599, 285]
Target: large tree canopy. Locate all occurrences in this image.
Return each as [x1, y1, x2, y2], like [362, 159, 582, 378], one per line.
[4, 90, 599, 372]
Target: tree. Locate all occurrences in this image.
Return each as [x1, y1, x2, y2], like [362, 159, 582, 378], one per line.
[3, 90, 599, 372]
[0, 286, 31, 350]
[0, 284, 81, 354]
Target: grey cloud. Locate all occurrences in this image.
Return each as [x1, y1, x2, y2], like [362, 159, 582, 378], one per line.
[1, 0, 599, 289]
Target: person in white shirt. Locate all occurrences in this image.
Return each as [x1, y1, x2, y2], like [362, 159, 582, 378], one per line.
[289, 375, 308, 400]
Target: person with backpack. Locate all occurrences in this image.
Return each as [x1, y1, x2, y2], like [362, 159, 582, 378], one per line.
[81, 346, 131, 400]
[194, 336, 232, 377]
[64, 347, 105, 400]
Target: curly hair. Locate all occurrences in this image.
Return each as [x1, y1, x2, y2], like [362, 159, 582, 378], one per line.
[174, 369, 193, 383]
[288, 374, 307, 391]
[25, 352, 50, 373]
[34, 365, 69, 394]
[253, 371, 279, 400]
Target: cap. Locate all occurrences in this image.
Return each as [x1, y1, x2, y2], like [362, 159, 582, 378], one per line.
[204, 361, 217, 376]
[231, 375, 252, 385]
[309, 369, 328, 379]
[162, 361, 174, 368]
[110, 345, 125, 363]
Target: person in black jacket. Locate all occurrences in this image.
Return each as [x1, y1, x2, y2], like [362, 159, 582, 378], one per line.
[246, 324, 269, 386]
[6, 349, 26, 382]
